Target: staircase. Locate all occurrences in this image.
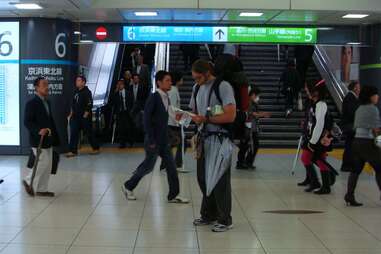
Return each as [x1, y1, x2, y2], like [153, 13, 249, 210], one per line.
[169, 44, 341, 148]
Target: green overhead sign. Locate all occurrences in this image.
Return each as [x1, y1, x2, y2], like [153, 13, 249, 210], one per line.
[227, 27, 317, 44]
[123, 26, 318, 44]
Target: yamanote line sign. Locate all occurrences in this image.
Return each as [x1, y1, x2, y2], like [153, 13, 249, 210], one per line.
[123, 26, 317, 44]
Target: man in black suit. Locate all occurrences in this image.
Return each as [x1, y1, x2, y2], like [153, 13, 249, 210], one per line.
[122, 71, 189, 204]
[23, 77, 60, 197]
[114, 79, 134, 148]
[133, 55, 151, 88]
[341, 81, 361, 172]
[128, 73, 148, 144]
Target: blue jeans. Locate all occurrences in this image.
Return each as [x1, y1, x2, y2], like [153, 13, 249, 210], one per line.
[124, 136, 180, 200]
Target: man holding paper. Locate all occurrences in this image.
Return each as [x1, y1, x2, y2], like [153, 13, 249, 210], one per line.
[189, 59, 236, 233]
[122, 70, 189, 204]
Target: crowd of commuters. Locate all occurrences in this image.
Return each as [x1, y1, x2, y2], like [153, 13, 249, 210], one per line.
[21, 44, 381, 234]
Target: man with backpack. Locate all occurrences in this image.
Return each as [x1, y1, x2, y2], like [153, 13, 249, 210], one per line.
[189, 59, 236, 232]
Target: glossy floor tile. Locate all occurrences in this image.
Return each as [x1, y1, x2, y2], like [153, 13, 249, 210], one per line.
[1, 150, 381, 254]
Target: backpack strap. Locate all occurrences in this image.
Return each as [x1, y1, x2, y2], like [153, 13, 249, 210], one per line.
[207, 77, 223, 107]
[193, 84, 201, 114]
[207, 77, 234, 137]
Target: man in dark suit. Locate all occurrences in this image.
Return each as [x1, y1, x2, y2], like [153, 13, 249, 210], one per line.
[23, 77, 60, 197]
[341, 81, 361, 172]
[114, 79, 134, 148]
[122, 71, 189, 204]
[127, 73, 148, 144]
[133, 55, 151, 88]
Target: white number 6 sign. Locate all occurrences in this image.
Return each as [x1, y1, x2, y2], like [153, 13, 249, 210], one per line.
[55, 33, 66, 58]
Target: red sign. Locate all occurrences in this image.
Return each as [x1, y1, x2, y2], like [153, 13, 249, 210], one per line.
[96, 26, 107, 40]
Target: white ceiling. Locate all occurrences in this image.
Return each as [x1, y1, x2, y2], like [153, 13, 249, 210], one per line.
[0, 0, 380, 25]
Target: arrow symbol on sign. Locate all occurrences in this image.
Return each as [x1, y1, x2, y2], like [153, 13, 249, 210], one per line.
[215, 29, 225, 40]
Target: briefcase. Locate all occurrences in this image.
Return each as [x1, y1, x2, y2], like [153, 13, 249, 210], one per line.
[27, 149, 60, 175]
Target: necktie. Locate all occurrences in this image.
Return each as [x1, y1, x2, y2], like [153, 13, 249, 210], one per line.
[120, 93, 124, 112]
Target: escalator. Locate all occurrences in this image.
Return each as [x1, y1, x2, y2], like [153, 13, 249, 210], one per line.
[83, 43, 159, 144]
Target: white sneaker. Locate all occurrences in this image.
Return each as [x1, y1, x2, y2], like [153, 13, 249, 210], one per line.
[286, 109, 293, 118]
[121, 185, 137, 200]
[212, 223, 234, 232]
[168, 195, 190, 204]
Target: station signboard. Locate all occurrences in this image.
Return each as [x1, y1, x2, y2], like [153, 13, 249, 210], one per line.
[0, 22, 19, 146]
[123, 25, 317, 44]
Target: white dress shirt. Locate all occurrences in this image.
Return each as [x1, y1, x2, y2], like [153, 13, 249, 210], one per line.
[132, 84, 139, 101]
[119, 89, 127, 111]
[157, 88, 177, 125]
[168, 86, 181, 127]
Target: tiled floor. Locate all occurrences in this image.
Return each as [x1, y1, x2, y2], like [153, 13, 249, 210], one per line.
[1, 149, 381, 254]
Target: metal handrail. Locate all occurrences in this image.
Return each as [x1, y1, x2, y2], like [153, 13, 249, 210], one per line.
[312, 45, 348, 113]
[152, 42, 170, 92]
[204, 43, 213, 61]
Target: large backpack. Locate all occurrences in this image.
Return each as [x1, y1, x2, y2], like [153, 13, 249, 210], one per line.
[193, 54, 249, 139]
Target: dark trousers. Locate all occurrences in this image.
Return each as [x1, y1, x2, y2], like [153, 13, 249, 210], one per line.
[69, 117, 99, 153]
[160, 126, 184, 169]
[237, 129, 259, 166]
[116, 111, 134, 145]
[125, 136, 180, 200]
[285, 88, 295, 111]
[348, 138, 381, 194]
[341, 131, 355, 171]
[197, 147, 232, 225]
[352, 139, 381, 174]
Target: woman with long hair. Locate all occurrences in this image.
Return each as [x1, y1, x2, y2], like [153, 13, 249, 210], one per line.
[344, 86, 381, 206]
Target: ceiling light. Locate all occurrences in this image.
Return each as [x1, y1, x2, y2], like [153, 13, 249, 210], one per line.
[342, 14, 369, 19]
[74, 31, 81, 35]
[134, 11, 158, 17]
[239, 12, 263, 17]
[317, 27, 333, 31]
[347, 42, 361, 45]
[12, 3, 43, 9]
[79, 40, 94, 44]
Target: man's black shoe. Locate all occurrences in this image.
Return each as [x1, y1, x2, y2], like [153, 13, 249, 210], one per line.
[236, 163, 249, 170]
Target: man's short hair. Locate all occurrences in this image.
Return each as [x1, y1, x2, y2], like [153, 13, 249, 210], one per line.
[359, 85, 378, 105]
[76, 75, 87, 84]
[192, 59, 213, 74]
[348, 80, 359, 91]
[33, 76, 46, 87]
[155, 70, 170, 83]
[132, 73, 140, 79]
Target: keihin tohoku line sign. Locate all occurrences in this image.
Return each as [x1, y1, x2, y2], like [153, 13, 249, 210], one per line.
[123, 25, 317, 44]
